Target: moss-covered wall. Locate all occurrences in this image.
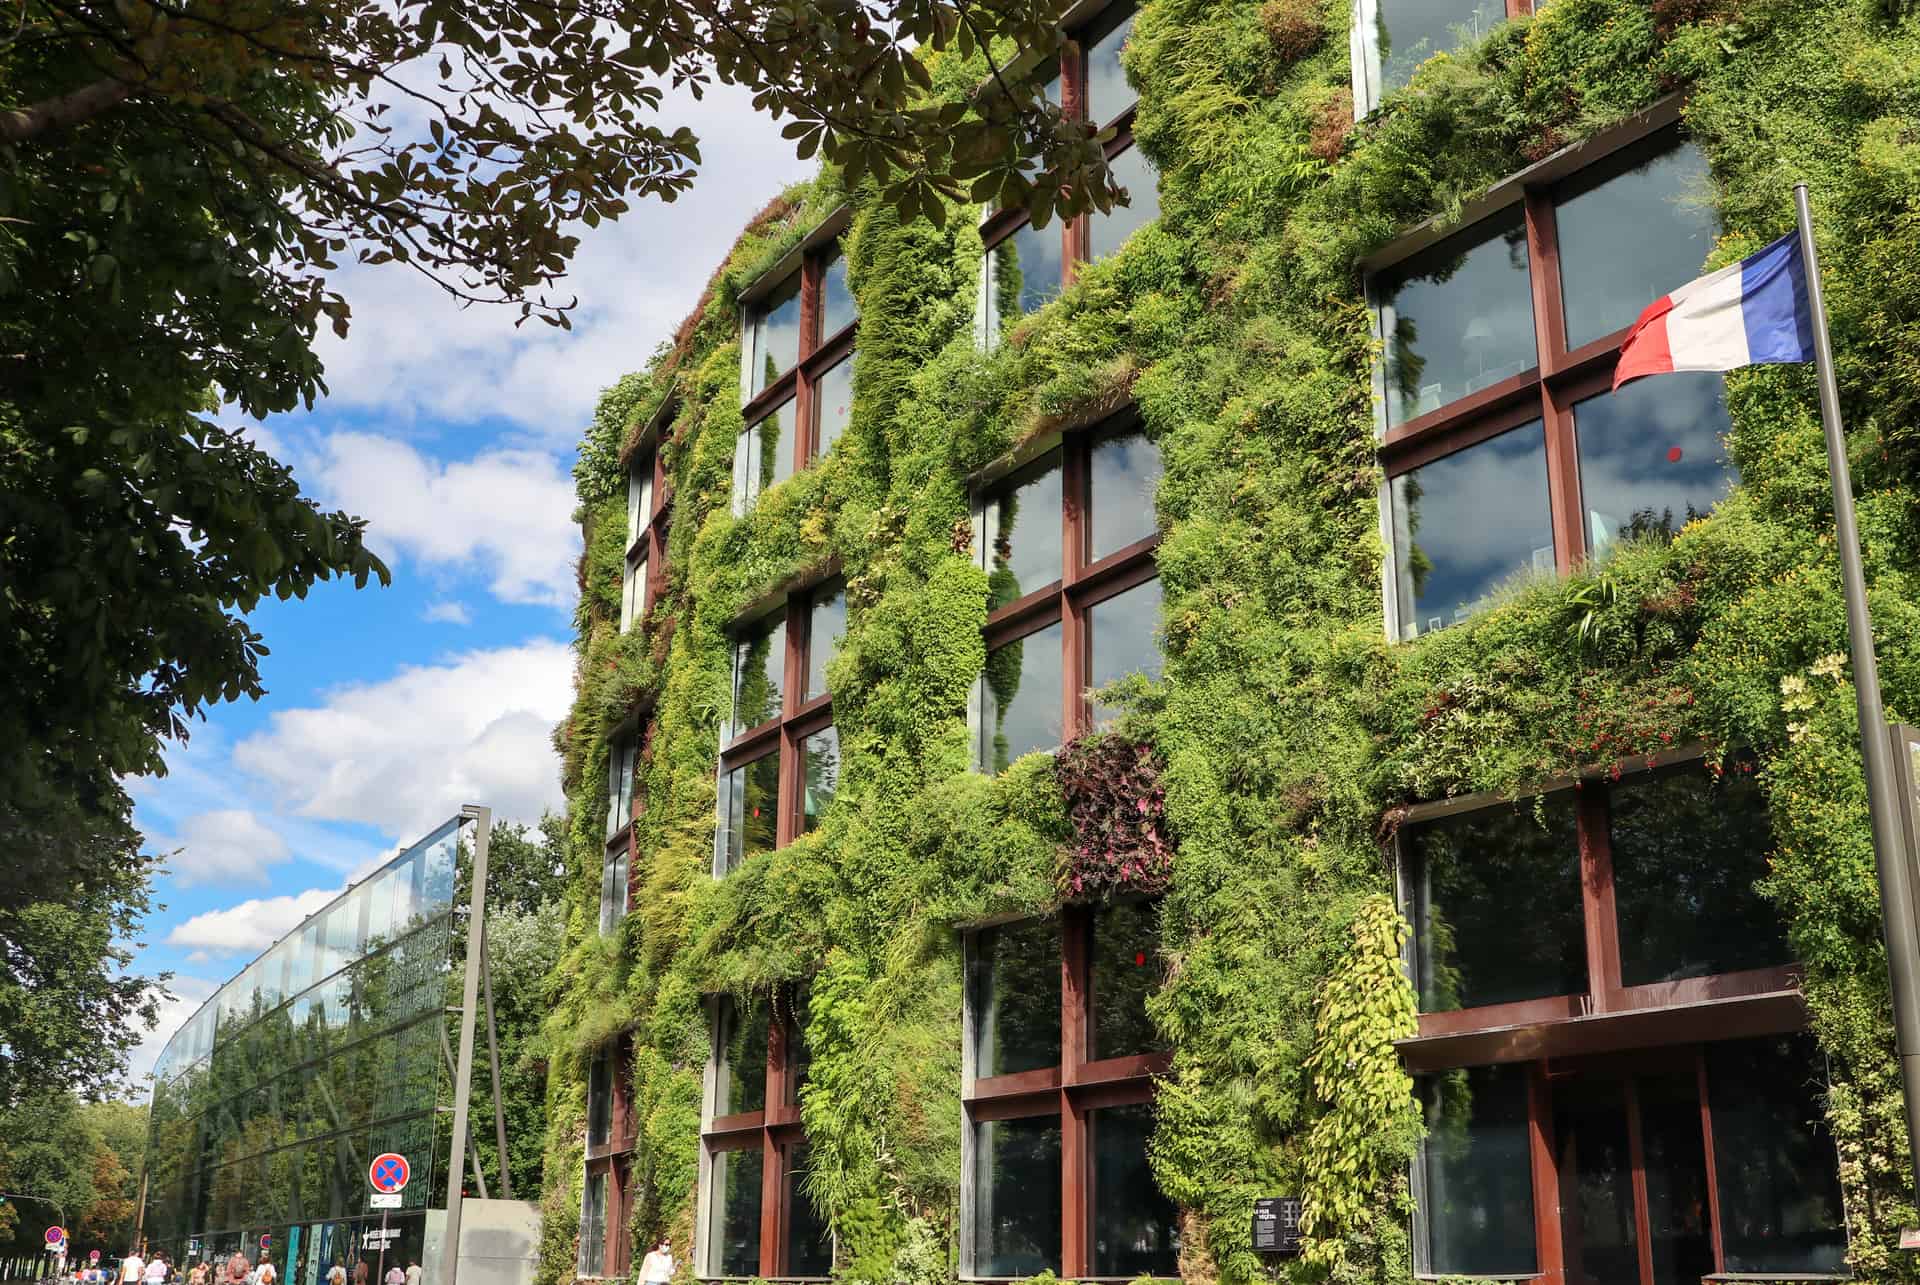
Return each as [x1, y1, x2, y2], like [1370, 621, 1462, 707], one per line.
[536, 0, 1920, 1280]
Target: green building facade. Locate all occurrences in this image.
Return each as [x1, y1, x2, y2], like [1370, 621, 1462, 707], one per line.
[540, 0, 1920, 1282]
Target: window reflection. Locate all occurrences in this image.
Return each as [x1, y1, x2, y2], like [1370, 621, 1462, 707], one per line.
[1391, 420, 1554, 638]
[820, 244, 857, 340]
[1086, 144, 1160, 262]
[710, 1147, 764, 1278]
[991, 220, 1066, 329]
[1707, 1035, 1847, 1274]
[1091, 901, 1165, 1060]
[587, 1051, 613, 1149]
[627, 458, 654, 548]
[1088, 431, 1162, 561]
[720, 998, 769, 1116]
[1083, 6, 1137, 127]
[1574, 374, 1732, 554]
[1380, 214, 1535, 426]
[1557, 142, 1717, 350]
[783, 1142, 835, 1276]
[802, 726, 839, 835]
[971, 919, 1061, 1077]
[983, 457, 1064, 608]
[1091, 1103, 1180, 1277]
[750, 274, 802, 397]
[971, 1115, 1062, 1277]
[816, 354, 854, 456]
[1088, 578, 1162, 723]
[981, 620, 1065, 772]
[731, 618, 787, 736]
[721, 754, 779, 872]
[1417, 1063, 1537, 1275]
[805, 588, 845, 701]
[1377, 0, 1507, 95]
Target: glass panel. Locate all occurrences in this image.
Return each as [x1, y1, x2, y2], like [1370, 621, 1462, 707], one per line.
[984, 456, 1064, 607]
[1407, 794, 1586, 1010]
[731, 617, 787, 737]
[1609, 764, 1791, 987]
[621, 553, 645, 633]
[1089, 431, 1162, 561]
[422, 829, 457, 914]
[1091, 1102, 1180, 1277]
[1378, 0, 1507, 95]
[1553, 1078, 1640, 1285]
[363, 867, 395, 947]
[601, 848, 629, 936]
[732, 422, 760, 514]
[721, 998, 770, 1116]
[1083, 5, 1137, 127]
[802, 726, 839, 835]
[1557, 142, 1717, 350]
[815, 354, 854, 457]
[805, 587, 844, 701]
[390, 849, 423, 934]
[1417, 1063, 1537, 1275]
[756, 401, 795, 498]
[722, 753, 780, 871]
[970, 919, 1060, 1077]
[1379, 213, 1534, 426]
[1390, 420, 1554, 638]
[784, 1142, 834, 1276]
[820, 244, 857, 339]
[588, 1052, 612, 1149]
[1707, 1034, 1847, 1274]
[1088, 578, 1163, 723]
[981, 620, 1065, 773]
[1574, 374, 1733, 554]
[1638, 1068, 1715, 1285]
[581, 1169, 607, 1276]
[1091, 901, 1165, 1059]
[1087, 144, 1160, 262]
[991, 220, 1066, 326]
[971, 1115, 1061, 1277]
[608, 738, 635, 840]
[750, 273, 802, 396]
[627, 460, 653, 547]
[710, 1146, 764, 1278]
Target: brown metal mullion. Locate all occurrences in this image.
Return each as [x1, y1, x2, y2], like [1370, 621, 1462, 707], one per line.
[1528, 1064, 1565, 1285]
[774, 599, 807, 848]
[1062, 443, 1091, 738]
[1624, 1079, 1656, 1285]
[1060, 40, 1087, 290]
[1696, 1048, 1726, 1273]
[759, 1127, 783, 1278]
[1578, 788, 1623, 1013]
[761, 1009, 793, 1278]
[1061, 908, 1091, 1277]
[1527, 191, 1585, 570]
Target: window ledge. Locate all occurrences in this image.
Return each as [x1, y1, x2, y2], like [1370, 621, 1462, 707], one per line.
[1703, 1276, 1851, 1282]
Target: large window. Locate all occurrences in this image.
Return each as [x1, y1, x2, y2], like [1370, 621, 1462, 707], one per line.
[979, 3, 1159, 346]
[582, 1037, 638, 1278]
[1353, 0, 1522, 111]
[976, 422, 1163, 772]
[605, 734, 638, 934]
[1374, 131, 1728, 639]
[715, 584, 844, 873]
[963, 903, 1178, 1280]
[700, 994, 831, 1279]
[736, 238, 859, 513]
[623, 437, 669, 633]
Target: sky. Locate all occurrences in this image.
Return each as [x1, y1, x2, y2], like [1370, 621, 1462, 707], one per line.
[119, 81, 818, 1090]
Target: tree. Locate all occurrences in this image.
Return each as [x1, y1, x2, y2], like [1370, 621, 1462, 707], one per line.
[74, 1100, 146, 1253]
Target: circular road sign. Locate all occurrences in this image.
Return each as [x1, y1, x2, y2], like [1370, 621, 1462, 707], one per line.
[369, 1152, 410, 1195]
[90, 1251, 101, 1264]
[260, 1234, 272, 1251]
[43, 1226, 64, 1247]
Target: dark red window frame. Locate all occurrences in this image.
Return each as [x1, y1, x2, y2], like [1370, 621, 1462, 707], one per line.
[739, 245, 858, 494]
[583, 1034, 640, 1279]
[625, 433, 672, 630]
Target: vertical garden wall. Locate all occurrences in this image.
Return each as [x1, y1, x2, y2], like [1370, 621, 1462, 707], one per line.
[536, 0, 1920, 1281]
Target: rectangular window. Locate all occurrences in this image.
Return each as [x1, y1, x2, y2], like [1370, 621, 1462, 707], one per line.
[701, 993, 818, 1279]
[1415, 1063, 1537, 1276]
[970, 918, 1062, 1078]
[981, 619, 1066, 772]
[1707, 1035, 1848, 1274]
[734, 400, 795, 513]
[801, 726, 839, 835]
[1090, 901, 1166, 1060]
[581, 1169, 609, 1277]
[731, 617, 787, 737]
[1380, 213, 1536, 429]
[600, 844, 629, 936]
[1090, 1103, 1181, 1277]
[621, 547, 648, 633]
[607, 738, 636, 840]
[1087, 577, 1163, 724]
[627, 455, 655, 549]
[719, 753, 779, 873]
[739, 236, 859, 502]
[814, 353, 854, 457]
[1086, 143, 1161, 263]
[820, 245, 858, 340]
[983, 455, 1066, 607]
[588, 1051, 613, 1151]
[1376, 0, 1507, 100]
[748, 273, 802, 398]
[985, 219, 1067, 333]
[719, 997, 770, 1117]
[1082, 3, 1138, 127]
[708, 1146, 763, 1278]
[971, 1115, 1064, 1276]
[804, 586, 844, 702]
[1573, 374, 1732, 553]
[1088, 430, 1163, 561]
[783, 1142, 834, 1276]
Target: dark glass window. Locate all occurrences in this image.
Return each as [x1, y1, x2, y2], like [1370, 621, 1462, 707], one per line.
[1088, 432, 1162, 561]
[971, 919, 1062, 1077]
[1707, 1035, 1847, 1275]
[1556, 142, 1717, 350]
[992, 220, 1066, 324]
[755, 402, 796, 500]
[750, 274, 802, 396]
[802, 726, 839, 835]
[1390, 420, 1554, 639]
[971, 1115, 1063, 1277]
[1083, 5, 1137, 127]
[1574, 374, 1733, 553]
[581, 1168, 609, 1276]
[1418, 1063, 1537, 1276]
[982, 620, 1066, 772]
[711, 1146, 764, 1278]
[816, 354, 854, 456]
[1091, 1102, 1180, 1277]
[732, 618, 787, 736]
[1088, 577, 1163, 722]
[721, 999, 770, 1116]
[1380, 214, 1535, 427]
[722, 754, 780, 871]
[600, 846, 629, 936]
[1091, 901, 1165, 1060]
[805, 587, 845, 701]
[587, 1051, 613, 1149]
[627, 455, 654, 548]
[1639, 1069, 1717, 1285]
[1553, 1074, 1646, 1285]
[984, 456, 1065, 606]
[1408, 794, 1587, 1011]
[1087, 143, 1160, 262]
[1378, 0, 1507, 95]
[784, 1142, 834, 1276]
[820, 244, 857, 339]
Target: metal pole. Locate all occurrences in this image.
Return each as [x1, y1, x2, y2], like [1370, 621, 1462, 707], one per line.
[1795, 183, 1920, 1189]
[440, 805, 493, 1285]
[482, 950, 514, 1201]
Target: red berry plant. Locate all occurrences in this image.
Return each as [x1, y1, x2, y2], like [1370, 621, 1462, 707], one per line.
[1054, 734, 1175, 900]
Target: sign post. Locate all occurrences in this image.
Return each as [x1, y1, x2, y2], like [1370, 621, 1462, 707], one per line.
[369, 1152, 410, 1285]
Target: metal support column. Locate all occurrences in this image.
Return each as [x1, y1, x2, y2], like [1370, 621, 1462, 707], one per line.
[440, 803, 493, 1285]
[483, 948, 514, 1200]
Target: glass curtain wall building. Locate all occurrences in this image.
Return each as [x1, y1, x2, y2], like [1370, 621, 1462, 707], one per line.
[140, 818, 468, 1285]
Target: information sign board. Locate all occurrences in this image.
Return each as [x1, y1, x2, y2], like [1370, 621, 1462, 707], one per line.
[1251, 1197, 1303, 1256]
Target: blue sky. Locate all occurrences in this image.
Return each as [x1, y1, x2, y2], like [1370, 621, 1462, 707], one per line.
[122, 84, 818, 1083]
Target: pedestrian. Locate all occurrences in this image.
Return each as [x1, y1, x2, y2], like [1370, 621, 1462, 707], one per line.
[142, 1255, 166, 1285]
[255, 1261, 276, 1285]
[381, 1266, 402, 1285]
[402, 1264, 420, 1285]
[324, 1264, 345, 1285]
[119, 1251, 144, 1285]
[638, 1239, 674, 1285]
[350, 1262, 366, 1285]
[223, 1256, 249, 1285]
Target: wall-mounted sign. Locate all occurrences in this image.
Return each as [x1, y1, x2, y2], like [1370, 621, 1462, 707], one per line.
[361, 1228, 402, 1249]
[1252, 1196, 1303, 1256]
[370, 1193, 402, 1210]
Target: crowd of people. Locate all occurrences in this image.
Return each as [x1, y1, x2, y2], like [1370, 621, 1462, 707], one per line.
[45, 1250, 423, 1285]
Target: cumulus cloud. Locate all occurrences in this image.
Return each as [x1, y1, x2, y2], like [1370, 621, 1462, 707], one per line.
[126, 975, 223, 1086]
[156, 808, 293, 888]
[164, 887, 343, 956]
[423, 600, 473, 625]
[231, 639, 573, 840]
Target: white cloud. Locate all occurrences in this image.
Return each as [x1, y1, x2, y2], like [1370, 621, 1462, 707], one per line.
[231, 639, 574, 840]
[156, 808, 293, 888]
[309, 433, 579, 607]
[124, 975, 221, 1087]
[424, 600, 473, 625]
[164, 887, 343, 956]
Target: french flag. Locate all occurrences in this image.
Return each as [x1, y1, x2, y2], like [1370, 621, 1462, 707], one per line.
[1612, 233, 1816, 391]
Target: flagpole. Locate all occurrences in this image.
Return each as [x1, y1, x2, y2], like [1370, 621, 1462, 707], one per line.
[1795, 182, 1920, 1187]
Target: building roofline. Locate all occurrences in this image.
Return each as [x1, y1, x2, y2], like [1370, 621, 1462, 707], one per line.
[736, 204, 854, 309]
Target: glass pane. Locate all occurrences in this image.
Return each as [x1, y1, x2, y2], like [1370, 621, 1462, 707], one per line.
[1418, 1064, 1537, 1275]
[1610, 765, 1791, 988]
[1092, 1102, 1180, 1277]
[981, 620, 1065, 773]
[1558, 142, 1717, 350]
[733, 422, 760, 513]
[750, 273, 802, 396]
[1407, 794, 1586, 1010]
[732, 617, 787, 736]
[1087, 144, 1160, 262]
[627, 461, 653, 547]
[805, 587, 845, 700]
[1088, 577, 1163, 723]
[970, 919, 1060, 1077]
[390, 849, 423, 934]
[1390, 420, 1553, 638]
[1553, 1078, 1641, 1285]
[1380, 213, 1534, 425]
[755, 401, 795, 496]
[1574, 373, 1733, 554]
[1638, 1068, 1715, 1285]
[722, 998, 770, 1116]
[992, 220, 1065, 325]
[1091, 901, 1165, 1059]
[820, 245, 857, 339]
[1707, 1035, 1847, 1274]
[621, 554, 644, 633]
[1083, 5, 1137, 127]
[587, 1052, 612, 1148]
[422, 828, 457, 913]
[1378, 0, 1507, 95]
[802, 726, 839, 835]
[711, 1146, 764, 1279]
[971, 1115, 1061, 1277]
[984, 458, 1064, 608]
[1089, 431, 1162, 561]
[363, 868, 395, 947]
[784, 1143, 834, 1276]
[815, 354, 854, 457]
[723, 754, 780, 871]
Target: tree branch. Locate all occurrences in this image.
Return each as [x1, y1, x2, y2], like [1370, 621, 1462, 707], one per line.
[0, 73, 131, 144]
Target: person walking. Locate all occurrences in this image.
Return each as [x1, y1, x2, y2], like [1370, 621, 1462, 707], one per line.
[119, 1251, 143, 1285]
[323, 1264, 345, 1285]
[381, 1266, 402, 1285]
[222, 1256, 248, 1285]
[401, 1264, 419, 1285]
[638, 1240, 674, 1285]
[254, 1262, 276, 1285]
[141, 1255, 166, 1285]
